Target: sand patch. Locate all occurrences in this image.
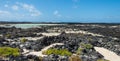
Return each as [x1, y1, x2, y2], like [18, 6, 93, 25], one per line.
[94, 47, 120, 61]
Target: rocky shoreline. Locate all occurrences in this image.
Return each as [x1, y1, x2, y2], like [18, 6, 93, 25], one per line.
[0, 24, 120, 61]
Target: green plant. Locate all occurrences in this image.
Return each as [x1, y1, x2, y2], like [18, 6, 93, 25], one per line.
[76, 47, 83, 55]
[6, 34, 11, 38]
[39, 56, 43, 61]
[97, 59, 109, 61]
[88, 37, 92, 41]
[85, 44, 93, 49]
[42, 48, 72, 56]
[69, 55, 82, 61]
[0, 47, 20, 57]
[80, 43, 93, 49]
[20, 38, 28, 43]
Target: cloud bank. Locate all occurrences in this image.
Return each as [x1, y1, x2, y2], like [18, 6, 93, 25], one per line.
[0, 2, 42, 21]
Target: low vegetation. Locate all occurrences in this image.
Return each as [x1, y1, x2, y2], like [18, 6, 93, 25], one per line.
[42, 48, 72, 56]
[0, 47, 20, 57]
[76, 43, 93, 55]
[5, 34, 11, 38]
[97, 59, 110, 61]
[69, 55, 82, 61]
[39, 56, 43, 61]
[80, 43, 93, 49]
[76, 47, 83, 55]
[20, 38, 28, 43]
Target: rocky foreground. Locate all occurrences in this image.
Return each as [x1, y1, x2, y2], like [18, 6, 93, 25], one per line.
[0, 24, 120, 61]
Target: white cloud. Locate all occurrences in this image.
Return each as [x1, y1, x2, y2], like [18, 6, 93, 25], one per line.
[31, 11, 41, 16]
[12, 5, 19, 10]
[0, 10, 10, 15]
[54, 10, 58, 15]
[0, 2, 42, 21]
[17, 3, 41, 16]
[4, 4, 8, 8]
[0, 10, 11, 21]
[54, 10, 61, 17]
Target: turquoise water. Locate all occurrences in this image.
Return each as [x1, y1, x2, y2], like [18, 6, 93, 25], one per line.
[10, 24, 62, 29]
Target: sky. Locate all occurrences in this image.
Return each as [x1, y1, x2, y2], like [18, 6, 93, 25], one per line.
[0, 0, 120, 23]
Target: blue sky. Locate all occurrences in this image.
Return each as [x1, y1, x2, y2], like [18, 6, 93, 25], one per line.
[0, 0, 120, 22]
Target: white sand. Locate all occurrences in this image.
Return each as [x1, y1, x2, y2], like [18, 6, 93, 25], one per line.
[65, 30, 104, 37]
[20, 37, 44, 41]
[94, 47, 120, 61]
[0, 34, 3, 37]
[65, 30, 118, 40]
[24, 43, 64, 57]
[39, 30, 103, 37]
[22, 49, 30, 54]
[41, 33, 61, 36]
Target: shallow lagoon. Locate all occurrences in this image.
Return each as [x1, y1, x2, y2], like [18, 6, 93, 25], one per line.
[1, 24, 64, 29]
